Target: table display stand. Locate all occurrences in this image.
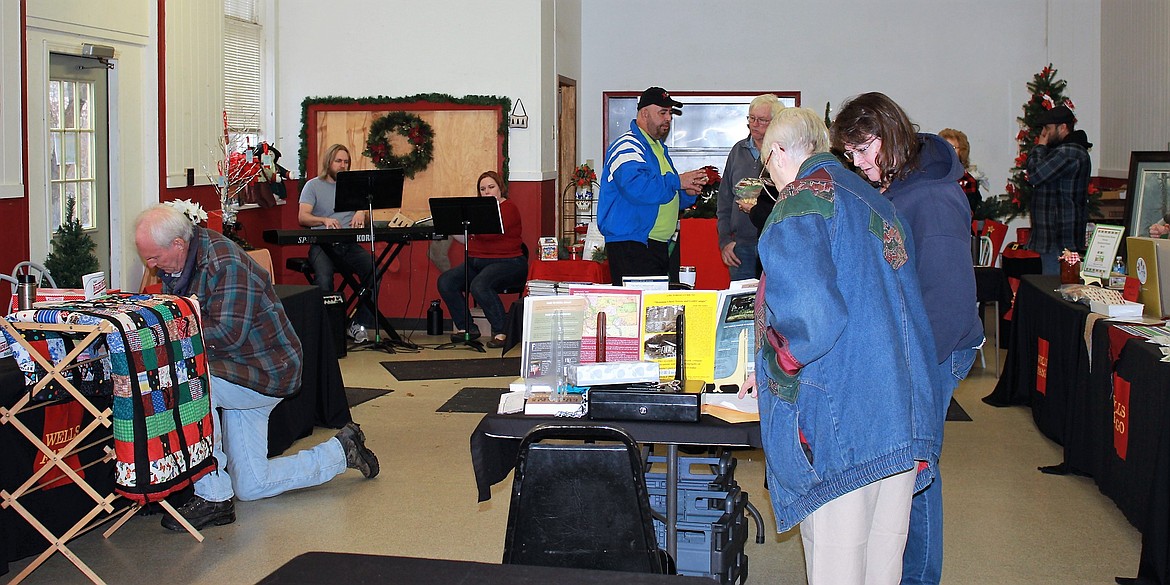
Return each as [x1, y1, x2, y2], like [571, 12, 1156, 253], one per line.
[0, 319, 202, 585]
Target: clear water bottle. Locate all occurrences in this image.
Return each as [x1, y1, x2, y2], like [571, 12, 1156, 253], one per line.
[1109, 256, 1127, 289]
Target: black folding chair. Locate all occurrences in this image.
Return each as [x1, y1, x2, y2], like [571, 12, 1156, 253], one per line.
[502, 423, 674, 574]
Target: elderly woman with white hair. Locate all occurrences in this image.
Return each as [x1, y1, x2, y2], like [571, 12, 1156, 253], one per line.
[746, 107, 939, 585]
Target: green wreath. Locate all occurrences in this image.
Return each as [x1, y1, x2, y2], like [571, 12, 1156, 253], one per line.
[362, 111, 435, 178]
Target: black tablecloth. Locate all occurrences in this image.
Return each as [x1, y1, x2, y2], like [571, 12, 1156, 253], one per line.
[258, 551, 715, 584]
[984, 273, 1170, 584]
[269, 285, 351, 457]
[470, 413, 762, 502]
[0, 359, 118, 576]
[983, 275, 1092, 446]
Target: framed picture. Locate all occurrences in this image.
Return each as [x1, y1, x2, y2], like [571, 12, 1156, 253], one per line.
[1123, 151, 1170, 238]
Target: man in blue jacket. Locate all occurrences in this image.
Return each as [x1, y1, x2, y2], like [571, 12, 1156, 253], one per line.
[597, 87, 708, 285]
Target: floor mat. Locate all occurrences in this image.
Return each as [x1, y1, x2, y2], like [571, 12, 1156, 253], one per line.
[947, 397, 972, 422]
[436, 387, 509, 413]
[381, 358, 520, 381]
[346, 387, 392, 408]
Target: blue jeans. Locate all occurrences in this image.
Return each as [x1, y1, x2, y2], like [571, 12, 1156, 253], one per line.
[1038, 250, 1061, 275]
[309, 243, 378, 329]
[901, 347, 978, 585]
[195, 376, 347, 502]
[729, 241, 758, 281]
[437, 256, 527, 336]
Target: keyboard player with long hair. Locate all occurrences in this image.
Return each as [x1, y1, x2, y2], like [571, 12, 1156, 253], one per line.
[298, 143, 379, 343]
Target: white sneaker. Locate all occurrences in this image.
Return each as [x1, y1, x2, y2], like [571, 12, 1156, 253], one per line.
[347, 323, 368, 343]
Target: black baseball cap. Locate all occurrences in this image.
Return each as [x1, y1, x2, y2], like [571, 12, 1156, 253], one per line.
[1034, 105, 1076, 126]
[638, 87, 683, 115]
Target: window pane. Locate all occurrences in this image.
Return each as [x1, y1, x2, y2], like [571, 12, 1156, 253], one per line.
[49, 133, 62, 181]
[605, 97, 637, 150]
[64, 134, 77, 180]
[48, 81, 60, 129]
[670, 104, 750, 149]
[77, 82, 92, 130]
[63, 82, 76, 129]
[79, 134, 92, 179]
[224, 18, 262, 133]
[78, 182, 94, 229]
[50, 184, 62, 232]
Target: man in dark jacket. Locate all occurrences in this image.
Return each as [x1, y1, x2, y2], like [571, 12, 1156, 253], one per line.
[1026, 105, 1092, 275]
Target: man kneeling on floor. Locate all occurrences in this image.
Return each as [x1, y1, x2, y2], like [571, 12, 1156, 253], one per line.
[135, 204, 379, 531]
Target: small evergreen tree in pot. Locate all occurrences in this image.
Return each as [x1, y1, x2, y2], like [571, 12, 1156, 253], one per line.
[43, 197, 99, 288]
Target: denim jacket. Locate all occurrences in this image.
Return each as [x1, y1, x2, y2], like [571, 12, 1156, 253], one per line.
[754, 153, 941, 532]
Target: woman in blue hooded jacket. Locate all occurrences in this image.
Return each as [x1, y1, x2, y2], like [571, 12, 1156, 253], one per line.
[832, 92, 984, 585]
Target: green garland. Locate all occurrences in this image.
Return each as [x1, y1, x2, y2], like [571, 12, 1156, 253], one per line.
[362, 111, 435, 178]
[299, 94, 512, 179]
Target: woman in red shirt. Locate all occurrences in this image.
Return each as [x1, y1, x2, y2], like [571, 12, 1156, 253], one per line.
[437, 171, 527, 348]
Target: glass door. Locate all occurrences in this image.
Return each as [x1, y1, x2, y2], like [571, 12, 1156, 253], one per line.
[47, 53, 110, 280]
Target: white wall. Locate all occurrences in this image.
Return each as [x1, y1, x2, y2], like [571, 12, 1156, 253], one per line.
[1100, 1, 1170, 177]
[271, 0, 552, 182]
[579, 0, 1102, 204]
[24, 0, 159, 290]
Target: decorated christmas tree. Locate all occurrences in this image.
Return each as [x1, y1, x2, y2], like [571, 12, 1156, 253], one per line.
[43, 197, 99, 288]
[978, 64, 1098, 221]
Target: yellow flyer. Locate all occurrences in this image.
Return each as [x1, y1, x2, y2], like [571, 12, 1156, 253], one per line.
[640, 290, 719, 382]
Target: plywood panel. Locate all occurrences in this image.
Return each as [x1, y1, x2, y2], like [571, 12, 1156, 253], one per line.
[313, 109, 498, 220]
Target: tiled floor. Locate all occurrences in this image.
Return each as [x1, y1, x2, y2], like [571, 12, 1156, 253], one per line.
[4, 326, 1142, 584]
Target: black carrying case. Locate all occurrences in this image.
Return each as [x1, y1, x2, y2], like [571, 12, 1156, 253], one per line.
[588, 381, 702, 423]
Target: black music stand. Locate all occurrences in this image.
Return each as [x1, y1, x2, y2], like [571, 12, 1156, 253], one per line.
[429, 196, 504, 353]
[335, 168, 409, 353]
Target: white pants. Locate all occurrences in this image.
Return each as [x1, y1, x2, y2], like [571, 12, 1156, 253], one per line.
[800, 468, 916, 585]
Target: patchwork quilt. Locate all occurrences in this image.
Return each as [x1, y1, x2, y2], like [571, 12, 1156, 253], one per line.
[1, 293, 216, 503]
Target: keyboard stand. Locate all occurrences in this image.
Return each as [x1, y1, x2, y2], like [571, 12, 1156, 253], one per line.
[336, 239, 421, 353]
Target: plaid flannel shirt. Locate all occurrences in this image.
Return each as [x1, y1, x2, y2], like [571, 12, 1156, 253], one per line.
[1026, 141, 1091, 253]
[164, 227, 303, 397]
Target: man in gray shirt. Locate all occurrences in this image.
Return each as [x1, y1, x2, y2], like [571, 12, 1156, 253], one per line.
[298, 143, 378, 342]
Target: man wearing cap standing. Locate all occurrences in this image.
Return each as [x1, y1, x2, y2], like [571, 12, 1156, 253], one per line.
[597, 87, 709, 285]
[1026, 104, 1093, 275]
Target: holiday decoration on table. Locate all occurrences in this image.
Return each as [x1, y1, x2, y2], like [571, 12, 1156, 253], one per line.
[682, 165, 722, 219]
[363, 111, 435, 179]
[977, 64, 1101, 221]
[203, 111, 273, 248]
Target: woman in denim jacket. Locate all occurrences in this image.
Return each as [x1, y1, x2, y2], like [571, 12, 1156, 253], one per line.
[746, 107, 940, 585]
[833, 93, 984, 585]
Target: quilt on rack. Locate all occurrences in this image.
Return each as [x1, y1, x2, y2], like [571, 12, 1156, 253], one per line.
[2, 293, 216, 503]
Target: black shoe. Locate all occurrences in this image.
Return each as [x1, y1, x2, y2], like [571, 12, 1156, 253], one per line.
[161, 495, 235, 531]
[486, 335, 507, 349]
[336, 422, 379, 479]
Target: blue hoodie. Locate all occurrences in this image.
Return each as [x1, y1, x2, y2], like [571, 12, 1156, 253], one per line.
[884, 134, 984, 363]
